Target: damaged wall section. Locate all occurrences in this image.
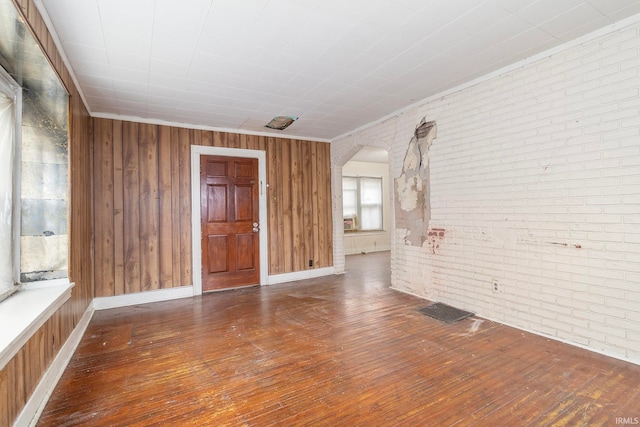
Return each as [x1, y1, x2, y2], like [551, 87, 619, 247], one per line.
[394, 118, 436, 247]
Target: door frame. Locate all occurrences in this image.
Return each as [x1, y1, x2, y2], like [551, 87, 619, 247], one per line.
[191, 145, 268, 296]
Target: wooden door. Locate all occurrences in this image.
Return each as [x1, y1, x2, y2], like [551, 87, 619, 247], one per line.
[201, 155, 260, 291]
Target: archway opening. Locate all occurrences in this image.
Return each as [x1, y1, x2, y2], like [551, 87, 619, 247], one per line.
[341, 146, 391, 274]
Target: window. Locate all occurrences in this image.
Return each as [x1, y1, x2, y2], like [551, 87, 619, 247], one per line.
[342, 176, 383, 231]
[0, 68, 20, 303]
[0, 0, 70, 296]
[0, 0, 72, 372]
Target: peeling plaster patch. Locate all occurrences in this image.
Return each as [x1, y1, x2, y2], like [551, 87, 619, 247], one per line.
[427, 228, 446, 254]
[394, 118, 437, 246]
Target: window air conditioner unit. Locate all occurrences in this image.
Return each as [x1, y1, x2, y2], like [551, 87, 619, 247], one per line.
[344, 217, 356, 231]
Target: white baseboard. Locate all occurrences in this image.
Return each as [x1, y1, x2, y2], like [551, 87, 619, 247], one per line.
[344, 247, 391, 255]
[15, 304, 94, 427]
[268, 267, 334, 285]
[390, 286, 639, 367]
[93, 286, 194, 310]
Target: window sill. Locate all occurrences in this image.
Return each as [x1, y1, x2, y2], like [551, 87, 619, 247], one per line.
[0, 279, 73, 370]
[344, 230, 386, 236]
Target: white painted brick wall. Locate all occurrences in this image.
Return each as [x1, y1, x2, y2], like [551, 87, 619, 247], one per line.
[331, 21, 640, 364]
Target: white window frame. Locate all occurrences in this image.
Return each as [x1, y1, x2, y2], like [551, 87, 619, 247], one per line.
[342, 175, 384, 232]
[0, 65, 72, 371]
[0, 66, 21, 303]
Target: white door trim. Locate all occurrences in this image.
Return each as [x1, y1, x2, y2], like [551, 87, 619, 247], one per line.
[191, 146, 268, 296]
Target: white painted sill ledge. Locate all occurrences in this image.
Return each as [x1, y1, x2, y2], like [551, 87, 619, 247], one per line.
[0, 279, 73, 370]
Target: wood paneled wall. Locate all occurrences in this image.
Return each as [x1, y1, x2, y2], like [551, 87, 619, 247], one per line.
[0, 1, 94, 426]
[93, 119, 333, 297]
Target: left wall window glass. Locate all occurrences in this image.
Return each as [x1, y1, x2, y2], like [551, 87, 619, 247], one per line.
[0, 0, 70, 301]
[0, 72, 19, 302]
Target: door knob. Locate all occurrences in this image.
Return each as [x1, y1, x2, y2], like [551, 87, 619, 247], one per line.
[253, 222, 259, 227]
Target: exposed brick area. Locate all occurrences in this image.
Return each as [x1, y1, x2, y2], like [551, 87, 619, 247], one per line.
[332, 22, 640, 363]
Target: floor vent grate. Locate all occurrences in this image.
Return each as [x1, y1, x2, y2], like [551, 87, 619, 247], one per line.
[418, 302, 474, 324]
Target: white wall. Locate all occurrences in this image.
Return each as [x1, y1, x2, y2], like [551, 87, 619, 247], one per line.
[331, 21, 640, 364]
[342, 160, 391, 255]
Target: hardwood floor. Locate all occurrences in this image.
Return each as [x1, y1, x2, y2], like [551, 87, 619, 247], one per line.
[39, 252, 640, 426]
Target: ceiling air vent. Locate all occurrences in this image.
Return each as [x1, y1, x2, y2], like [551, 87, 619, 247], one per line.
[265, 116, 297, 130]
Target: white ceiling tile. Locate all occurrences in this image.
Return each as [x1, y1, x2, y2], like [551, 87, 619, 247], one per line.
[361, 1, 415, 31]
[388, 0, 434, 12]
[102, 28, 152, 57]
[115, 98, 148, 111]
[97, 0, 155, 20]
[226, 59, 272, 80]
[84, 94, 109, 104]
[108, 51, 150, 72]
[539, 3, 605, 37]
[587, 0, 640, 15]
[323, 69, 367, 87]
[195, 34, 244, 58]
[41, 0, 640, 140]
[201, 9, 247, 37]
[276, 85, 309, 99]
[297, 61, 342, 81]
[75, 72, 113, 88]
[315, 44, 366, 67]
[351, 74, 393, 92]
[608, 4, 640, 20]
[259, 67, 297, 85]
[51, 20, 105, 46]
[114, 89, 148, 105]
[153, 0, 212, 27]
[152, 22, 202, 46]
[368, 50, 429, 81]
[42, 0, 101, 25]
[150, 42, 195, 65]
[453, 3, 512, 37]
[495, 0, 537, 13]
[149, 59, 189, 79]
[426, 0, 494, 27]
[268, 53, 309, 76]
[116, 106, 147, 117]
[323, 91, 364, 108]
[82, 85, 114, 98]
[495, 27, 557, 57]
[345, 53, 388, 75]
[71, 60, 111, 78]
[399, 13, 444, 43]
[554, 15, 614, 42]
[110, 67, 149, 85]
[295, 12, 354, 44]
[365, 35, 415, 63]
[62, 44, 109, 65]
[246, 18, 298, 50]
[189, 51, 227, 71]
[280, 34, 329, 59]
[211, 0, 269, 18]
[89, 100, 116, 110]
[316, 0, 380, 21]
[474, 13, 535, 46]
[516, 0, 587, 25]
[257, 0, 315, 34]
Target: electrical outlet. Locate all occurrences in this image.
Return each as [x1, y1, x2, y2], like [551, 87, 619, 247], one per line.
[309, 259, 313, 267]
[492, 279, 499, 293]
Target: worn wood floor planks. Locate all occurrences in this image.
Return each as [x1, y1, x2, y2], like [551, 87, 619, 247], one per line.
[38, 252, 640, 426]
